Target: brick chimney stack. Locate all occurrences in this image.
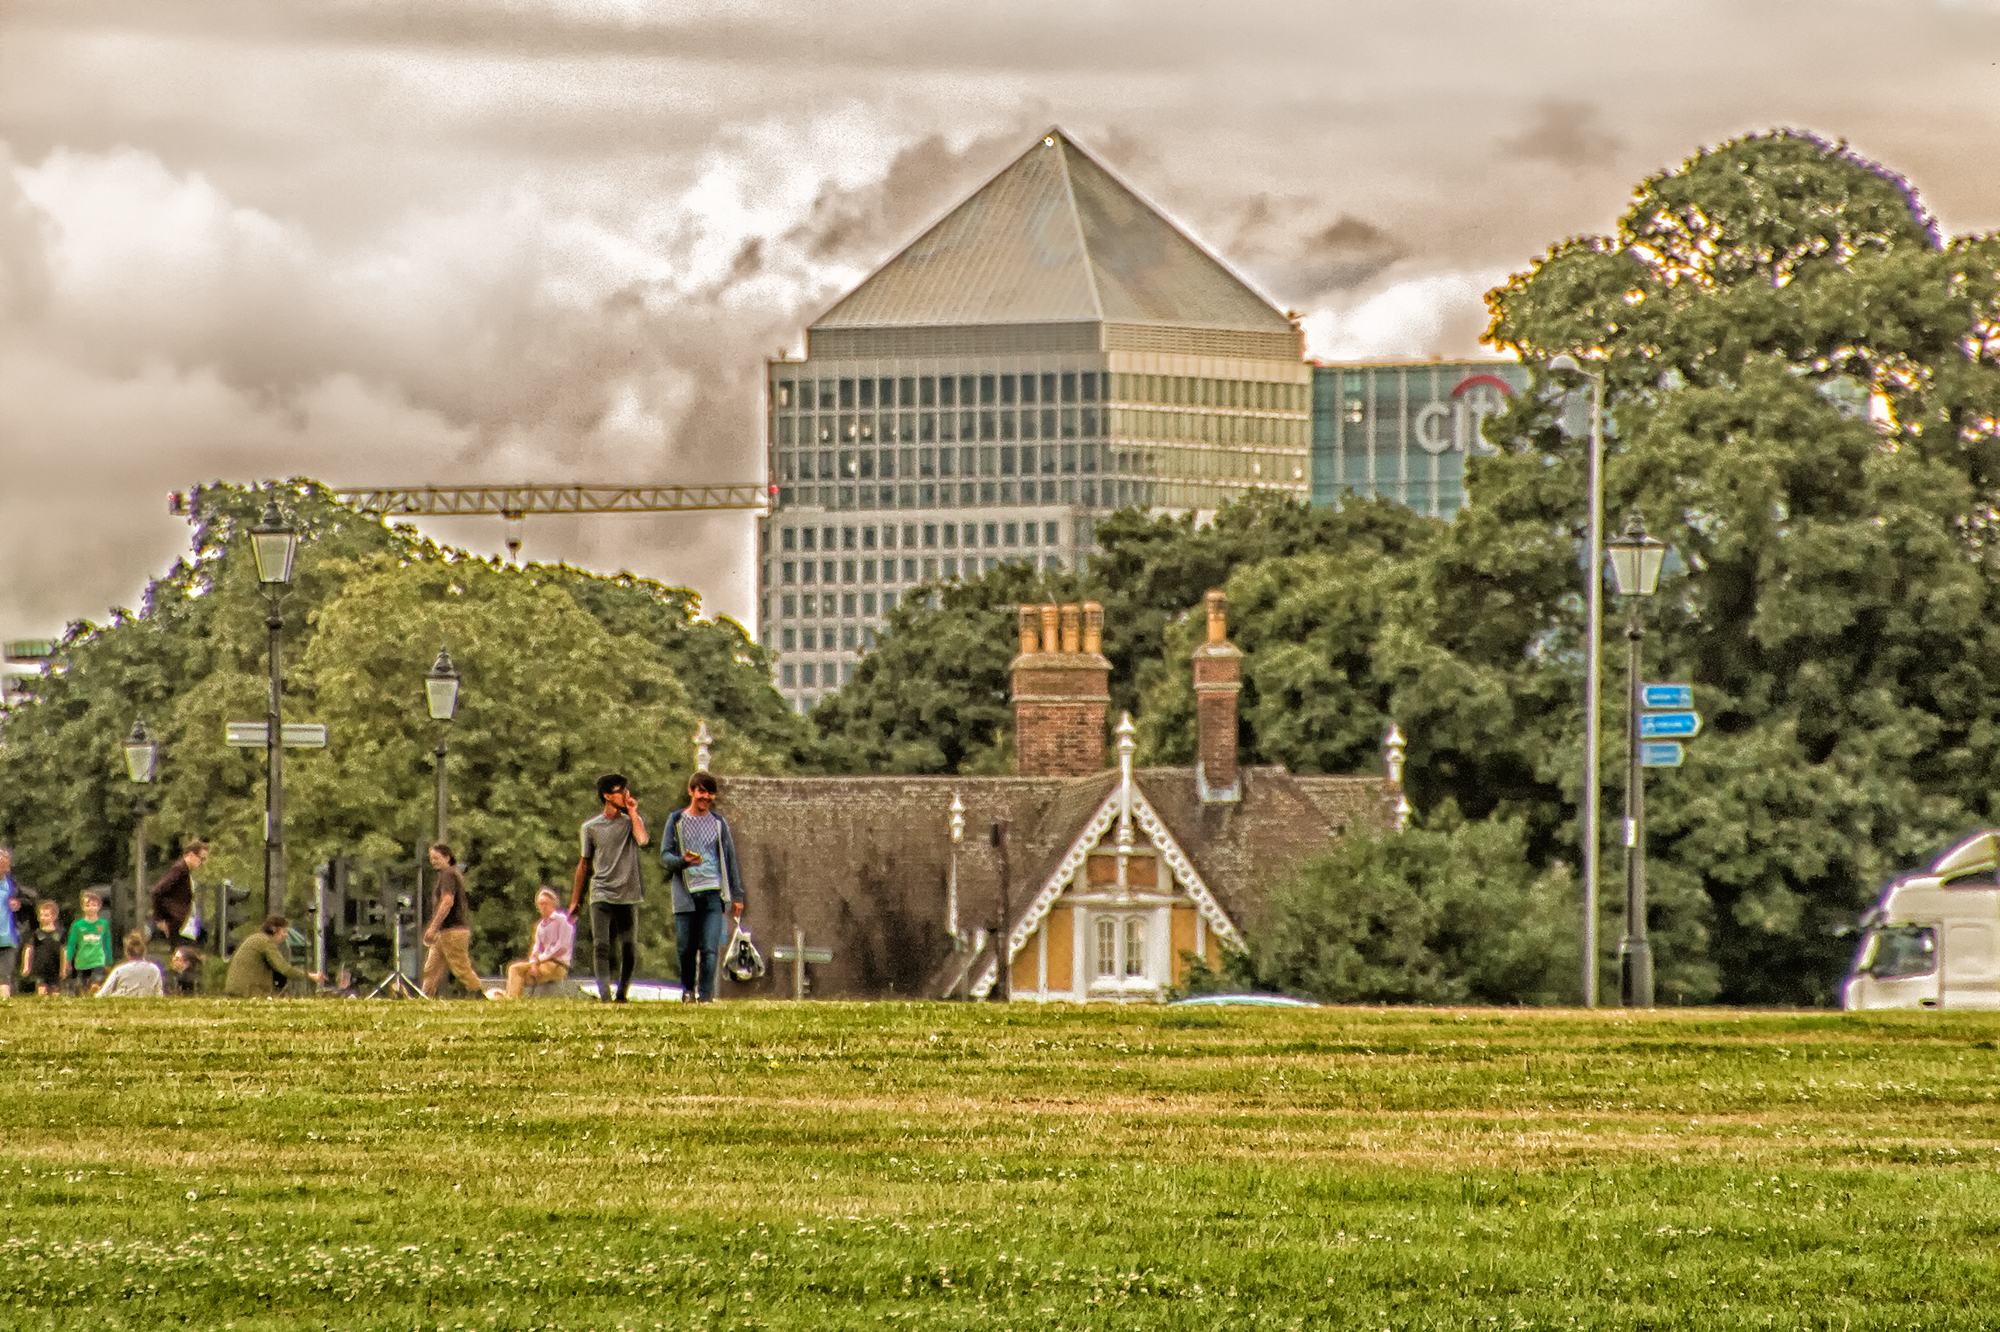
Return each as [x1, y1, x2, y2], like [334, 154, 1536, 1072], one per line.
[1011, 601, 1110, 777]
[1193, 590, 1243, 803]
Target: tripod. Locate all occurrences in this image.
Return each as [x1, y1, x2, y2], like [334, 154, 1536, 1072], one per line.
[367, 894, 431, 1000]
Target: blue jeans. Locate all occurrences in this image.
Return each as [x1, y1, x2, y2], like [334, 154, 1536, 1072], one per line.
[675, 893, 728, 1001]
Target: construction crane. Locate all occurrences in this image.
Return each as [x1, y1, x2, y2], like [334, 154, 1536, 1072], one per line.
[171, 482, 770, 560]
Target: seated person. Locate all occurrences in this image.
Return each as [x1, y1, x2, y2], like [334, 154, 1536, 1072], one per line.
[496, 888, 575, 999]
[165, 947, 202, 996]
[97, 931, 165, 997]
[224, 915, 323, 997]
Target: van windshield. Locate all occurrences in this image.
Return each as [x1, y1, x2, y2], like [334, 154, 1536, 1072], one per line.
[1857, 925, 1937, 980]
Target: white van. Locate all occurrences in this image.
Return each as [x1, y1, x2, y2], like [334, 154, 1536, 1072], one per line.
[1843, 831, 2000, 1010]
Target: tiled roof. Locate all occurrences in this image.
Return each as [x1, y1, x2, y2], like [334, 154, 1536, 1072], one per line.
[811, 129, 1294, 337]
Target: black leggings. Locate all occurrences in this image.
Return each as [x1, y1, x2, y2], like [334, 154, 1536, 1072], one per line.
[590, 902, 638, 1002]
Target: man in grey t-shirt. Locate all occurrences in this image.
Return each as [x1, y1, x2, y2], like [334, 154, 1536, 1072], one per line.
[568, 773, 648, 1002]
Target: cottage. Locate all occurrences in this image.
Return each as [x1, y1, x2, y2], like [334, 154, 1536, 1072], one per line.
[716, 593, 1401, 1001]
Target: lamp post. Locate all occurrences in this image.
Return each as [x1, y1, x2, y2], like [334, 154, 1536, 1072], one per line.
[1607, 512, 1667, 1008]
[1549, 353, 1606, 1007]
[249, 499, 301, 922]
[123, 719, 157, 940]
[424, 646, 461, 847]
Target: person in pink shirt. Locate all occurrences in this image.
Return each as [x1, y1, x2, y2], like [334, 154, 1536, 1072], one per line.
[495, 888, 575, 1000]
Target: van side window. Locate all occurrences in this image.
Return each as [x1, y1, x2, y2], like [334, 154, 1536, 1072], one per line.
[1944, 869, 2000, 888]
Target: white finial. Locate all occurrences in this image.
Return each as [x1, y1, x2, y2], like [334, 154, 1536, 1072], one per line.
[949, 791, 965, 844]
[1116, 712, 1137, 849]
[694, 719, 713, 773]
[1394, 792, 1411, 833]
[1383, 722, 1406, 785]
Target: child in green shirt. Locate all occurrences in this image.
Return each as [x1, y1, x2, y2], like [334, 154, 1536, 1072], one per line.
[64, 890, 111, 994]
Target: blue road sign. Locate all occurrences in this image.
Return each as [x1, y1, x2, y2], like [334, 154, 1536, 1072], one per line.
[1639, 711, 1702, 739]
[1640, 741, 1685, 768]
[1642, 683, 1693, 710]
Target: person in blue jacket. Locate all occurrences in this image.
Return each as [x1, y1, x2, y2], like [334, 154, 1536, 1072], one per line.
[658, 771, 744, 1002]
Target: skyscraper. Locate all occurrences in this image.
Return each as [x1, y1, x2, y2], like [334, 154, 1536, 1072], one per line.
[760, 129, 1308, 712]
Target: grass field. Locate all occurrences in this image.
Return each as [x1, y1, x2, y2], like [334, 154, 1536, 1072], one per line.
[3, 999, 2000, 1330]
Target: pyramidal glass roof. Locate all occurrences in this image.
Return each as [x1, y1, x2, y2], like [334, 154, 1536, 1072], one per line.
[812, 130, 1294, 336]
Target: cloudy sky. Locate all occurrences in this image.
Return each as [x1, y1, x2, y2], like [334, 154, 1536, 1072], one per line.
[2, 0, 1997, 652]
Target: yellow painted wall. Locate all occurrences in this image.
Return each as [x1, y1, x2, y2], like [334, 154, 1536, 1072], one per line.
[1170, 905, 1199, 986]
[1011, 926, 1039, 995]
[1045, 906, 1074, 993]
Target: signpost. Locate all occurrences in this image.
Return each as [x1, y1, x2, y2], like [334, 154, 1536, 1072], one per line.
[1639, 741, 1685, 768]
[226, 722, 328, 748]
[769, 927, 833, 1000]
[1640, 684, 1693, 710]
[1638, 711, 1702, 740]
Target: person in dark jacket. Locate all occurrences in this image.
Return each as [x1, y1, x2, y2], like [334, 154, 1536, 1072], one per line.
[224, 916, 322, 997]
[659, 772, 744, 1002]
[148, 840, 209, 943]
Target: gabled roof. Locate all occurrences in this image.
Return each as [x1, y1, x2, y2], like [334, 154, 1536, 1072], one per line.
[811, 129, 1295, 336]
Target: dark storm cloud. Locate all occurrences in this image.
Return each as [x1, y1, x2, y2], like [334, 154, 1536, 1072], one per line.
[3, 0, 2000, 647]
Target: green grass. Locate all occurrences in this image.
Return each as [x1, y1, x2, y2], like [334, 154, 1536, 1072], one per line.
[3, 1000, 2000, 1329]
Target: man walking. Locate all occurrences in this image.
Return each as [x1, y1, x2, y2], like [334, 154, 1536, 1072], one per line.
[660, 771, 744, 1003]
[568, 774, 647, 1003]
[420, 843, 485, 999]
[148, 840, 209, 945]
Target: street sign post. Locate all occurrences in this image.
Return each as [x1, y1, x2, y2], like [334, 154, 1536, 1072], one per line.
[1640, 741, 1685, 768]
[1638, 711, 1702, 740]
[770, 927, 834, 1001]
[226, 722, 329, 748]
[1641, 684, 1693, 710]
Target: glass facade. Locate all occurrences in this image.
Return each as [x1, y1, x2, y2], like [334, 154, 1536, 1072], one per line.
[1310, 361, 1529, 518]
[763, 357, 1310, 713]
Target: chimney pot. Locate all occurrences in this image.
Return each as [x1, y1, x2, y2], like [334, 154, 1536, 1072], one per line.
[1018, 606, 1040, 655]
[1060, 604, 1082, 654]
[1205, 590, 1228, 644]
[1082, 602, 1103, 655]
[1040, 604, 1060, 654]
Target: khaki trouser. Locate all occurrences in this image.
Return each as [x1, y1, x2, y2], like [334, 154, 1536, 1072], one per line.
[503, 958, 569, 999]
[421, 927, 481, 998]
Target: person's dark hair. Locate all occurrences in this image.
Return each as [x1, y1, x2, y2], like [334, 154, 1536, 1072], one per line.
[262, 915, 288, 935]
[170, 947, 195, 970]
[81, 888, 103, 908]
[184, 839, 209, 857]
[430, 842, 455, 864]
[597, 773, 629, 800]
[688, 771, 719, 795]
[123, 930, 147, 961]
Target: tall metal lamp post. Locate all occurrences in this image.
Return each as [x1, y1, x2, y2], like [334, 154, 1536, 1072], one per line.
[947, 792, 965, 947]
[249, 500, 301, 921]
[1607, 512, 1667, 1008]
[424, 646, 461, 846]
[123, 719, 158, 939]
[1548, 352, 1607, 1007]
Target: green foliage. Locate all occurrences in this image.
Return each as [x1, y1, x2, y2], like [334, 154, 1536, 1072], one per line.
[0, 482, 798, 975]
[1233, 814, 1598, 1005]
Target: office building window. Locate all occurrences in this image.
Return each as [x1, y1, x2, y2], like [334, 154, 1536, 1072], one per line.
[781, 664, 796, 688]
[884, 591, 898, 612]
[842, 663, 856, 685]
[842, 559, 856, 583]
[842, 593, 857, 616]
[782, 562, 797, 585]
[800, 663, 815, 687]
[822, 593, 836, 615]
[943, 556, 958, 578]
[781, 594, 796, 617]
[984, 523, 999, 547]
[903, 558, 918, 581]
[862, 592, 877, 615]
[863, 627, 877, 650]
[781, 527, 796, 551]
[1004, 523, 1018, 545]
[922, 557, 937, 579]
[1023, 523, 1037, 546]
[1044, 522, 1059, 544]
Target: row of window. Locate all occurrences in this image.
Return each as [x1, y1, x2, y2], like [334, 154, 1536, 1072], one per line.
[781, 661, 854, 689]
[774, 407, 1303, 450]
[778, 479, 1095, 510]
[772, 553, 1066, 609]
[777, 442, 1101, 483]
[772, 372, 1305, 415]
[776, 372, 1103, 411]
[776, 407, 1103, 446]
[778, 591, 897, 619]
[782, 626, 878, 653]
[778, 520, 1062, 554]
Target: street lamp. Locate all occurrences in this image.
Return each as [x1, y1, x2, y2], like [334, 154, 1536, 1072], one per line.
[1549, 352, 1607, 1007]
[1607, 511, 1666, 1008]
[123, 719, 157, 940]
[249, 498, 301, 922]
[424, 646, 460, 846]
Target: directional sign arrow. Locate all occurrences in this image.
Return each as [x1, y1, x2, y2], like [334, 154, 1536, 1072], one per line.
[1638, 711, 1702, 739]
[1640, 741, 1685, 768]
[1642, 683, 1693, 710]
